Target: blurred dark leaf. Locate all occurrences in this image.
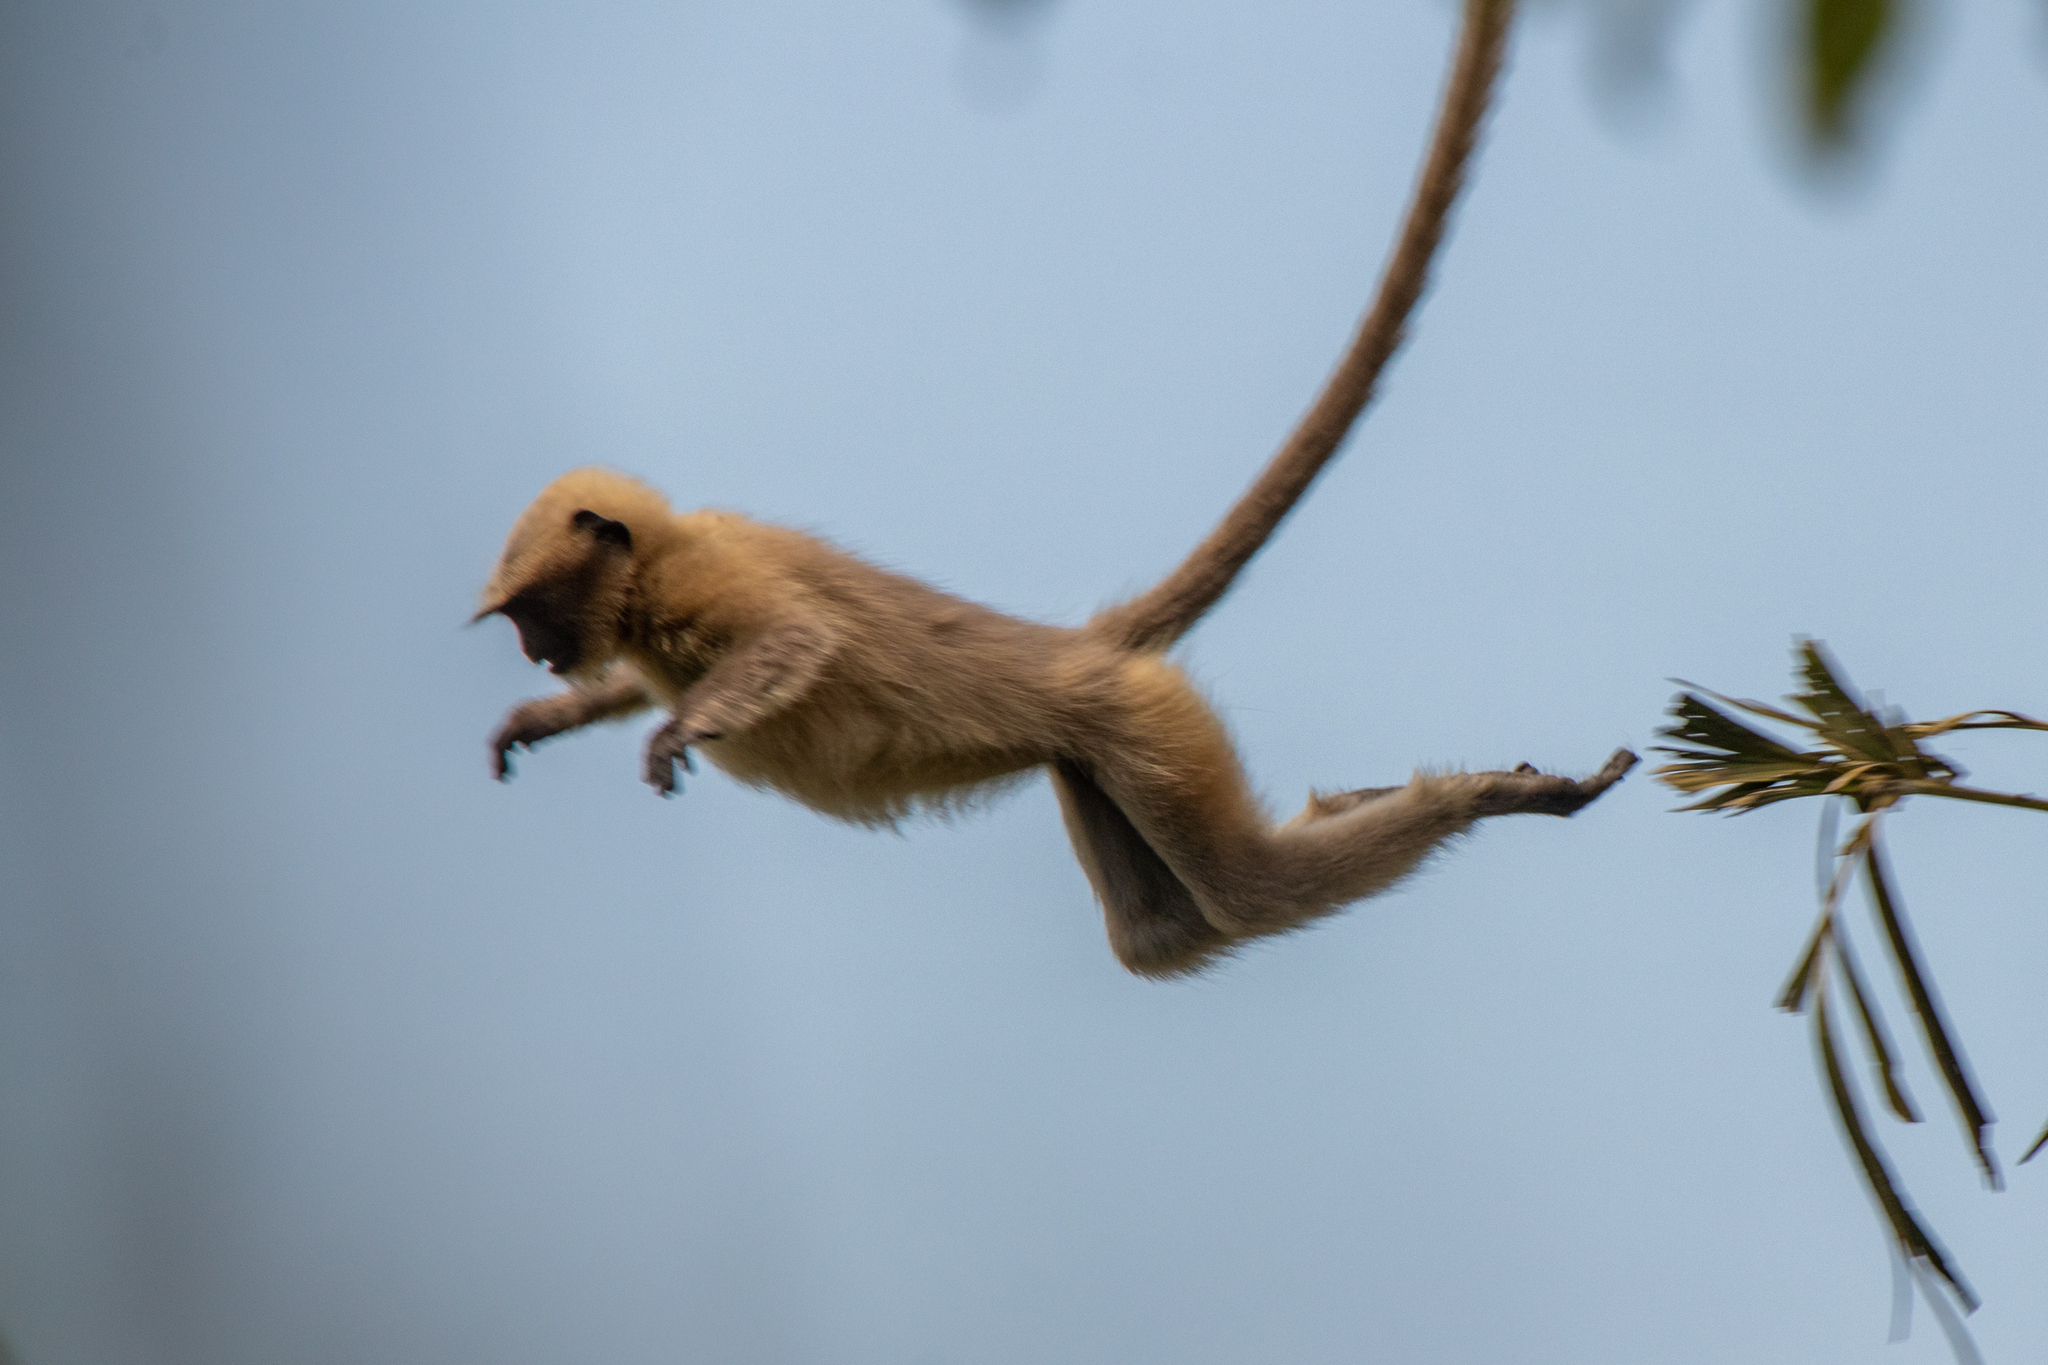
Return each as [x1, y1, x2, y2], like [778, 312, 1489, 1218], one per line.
[1579, 0, 2048, 170]
[956, 0, 1059, 33]
[1580, 0, 1690, 108]
[1802, 0, 1900, 149]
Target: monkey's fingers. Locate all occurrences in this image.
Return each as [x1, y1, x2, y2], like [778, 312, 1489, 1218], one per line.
[490, 698, 579, 782]
[490, 730, 552, 782]
[490, 728, 534, 782]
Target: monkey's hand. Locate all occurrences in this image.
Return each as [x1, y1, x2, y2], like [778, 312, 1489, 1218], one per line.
[491, 695, 587, 781]
[644, 718, 717, 797]
[490, 673, 654, 781]
[1470, 748, 1638, 818]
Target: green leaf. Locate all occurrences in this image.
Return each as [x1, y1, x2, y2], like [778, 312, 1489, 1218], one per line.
[1801, 0, 1896, 150]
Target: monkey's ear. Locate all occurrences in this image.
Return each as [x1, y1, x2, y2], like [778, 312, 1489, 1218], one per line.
[572, 508, 633, 551]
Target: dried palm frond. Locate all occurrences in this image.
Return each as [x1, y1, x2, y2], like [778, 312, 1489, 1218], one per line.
[1655, 642, 2048, 1361]
[1655, 641, 2048, 816]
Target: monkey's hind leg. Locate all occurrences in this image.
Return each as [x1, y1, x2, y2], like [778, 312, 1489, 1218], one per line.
[1051, 759, 1232, 978]
[1283, 756, 1633, 829]
[1263, 752, 1638, 908]
[1280, 785, 1403, 831]
[1085, 709, 1636, 950]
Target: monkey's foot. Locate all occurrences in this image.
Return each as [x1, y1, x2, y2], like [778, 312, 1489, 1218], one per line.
[642, 719, 701, 797]
[1471, 747, 1637, 818]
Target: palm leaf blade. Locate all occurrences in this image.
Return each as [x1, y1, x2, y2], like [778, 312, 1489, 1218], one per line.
[1814, 983, 1979, 1314]
[1794, 640, 1919, 769]
[1862, 835, 2001, 1189]
[1833, 930, 1920, 1123]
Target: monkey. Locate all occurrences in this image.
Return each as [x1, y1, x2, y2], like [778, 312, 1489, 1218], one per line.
[473, 0, 1635, 976]
[476, 468, 1634, 977]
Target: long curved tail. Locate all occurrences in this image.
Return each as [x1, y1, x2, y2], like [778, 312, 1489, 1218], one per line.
[1087, 0, 1518, 654]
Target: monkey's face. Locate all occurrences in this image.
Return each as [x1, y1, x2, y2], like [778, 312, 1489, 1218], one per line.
[499, 579, 594, 675]
[478, 507, 637, 678]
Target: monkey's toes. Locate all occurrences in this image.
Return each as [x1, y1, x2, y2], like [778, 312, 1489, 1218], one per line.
[1578, 748, 1639, 800]
[1476, 748, 1637, 817]
[1547, 748, 1637, 814]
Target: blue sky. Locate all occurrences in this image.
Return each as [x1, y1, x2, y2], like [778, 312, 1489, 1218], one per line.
[2, 2, 2045, 1361]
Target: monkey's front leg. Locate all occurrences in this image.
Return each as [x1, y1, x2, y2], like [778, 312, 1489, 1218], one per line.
[644, 622, 837, 796]
[491, 671, 652, 780]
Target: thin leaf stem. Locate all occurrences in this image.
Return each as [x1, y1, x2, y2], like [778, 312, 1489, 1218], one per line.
[1892, 781, 2048, 814]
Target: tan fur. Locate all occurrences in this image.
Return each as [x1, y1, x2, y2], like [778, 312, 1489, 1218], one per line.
[480, 467, 1634, 977]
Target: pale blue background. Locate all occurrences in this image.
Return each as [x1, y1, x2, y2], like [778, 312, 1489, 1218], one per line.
[2, 2, 2045, 1362]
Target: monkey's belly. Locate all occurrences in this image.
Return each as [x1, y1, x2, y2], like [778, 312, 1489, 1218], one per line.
[704, 721, 1044, 825]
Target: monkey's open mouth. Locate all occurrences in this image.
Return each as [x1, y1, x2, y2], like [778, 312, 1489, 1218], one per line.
[532, 640, 581, 675]
[492, 595, 582, 676]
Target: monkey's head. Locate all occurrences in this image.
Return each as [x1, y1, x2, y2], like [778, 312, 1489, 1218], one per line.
[475, 468, 673, 679]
